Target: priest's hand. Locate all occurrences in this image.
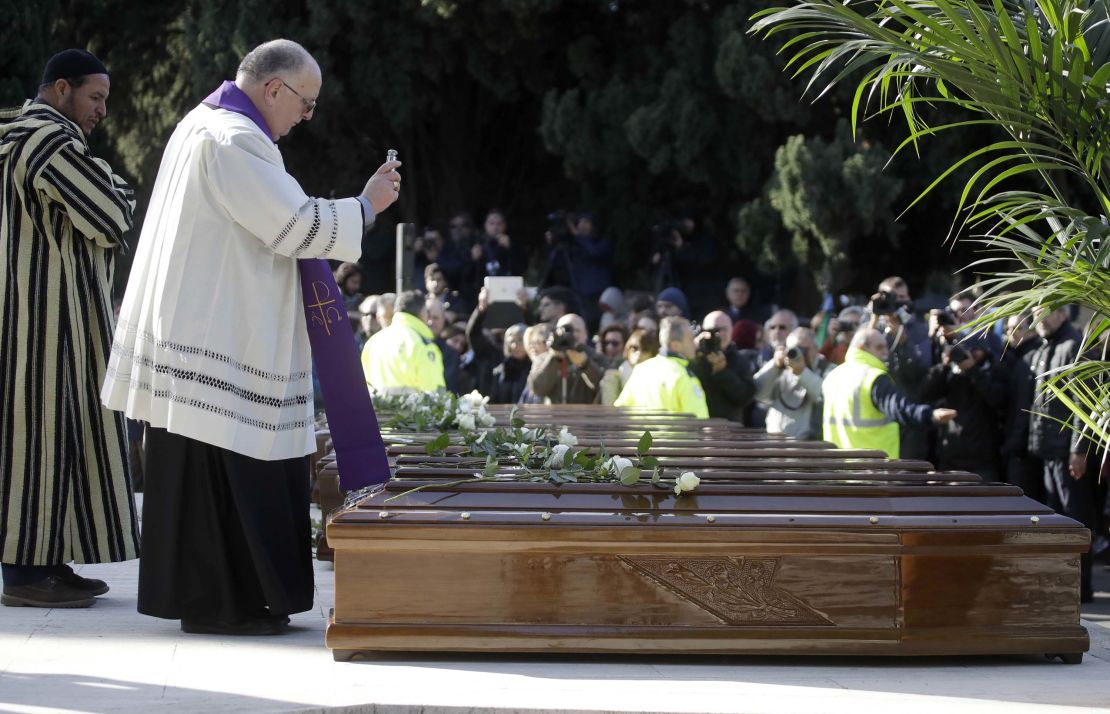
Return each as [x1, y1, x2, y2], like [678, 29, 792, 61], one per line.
[362, 160, 402, 214]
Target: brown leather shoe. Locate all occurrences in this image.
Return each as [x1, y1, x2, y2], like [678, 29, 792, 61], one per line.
[56, 565, 109, 596]
[1, 575, 96, 608]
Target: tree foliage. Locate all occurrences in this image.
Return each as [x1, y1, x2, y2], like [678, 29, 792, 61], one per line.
[0, 0, 987, 301]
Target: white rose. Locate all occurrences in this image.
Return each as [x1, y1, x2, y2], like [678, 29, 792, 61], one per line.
[549, 444, 570, 468]
[460, 390, 488, 409]
[674, 471, 701, 495]
[457, 412, 477, 431]
[456, 398, 474, 414]
[606, 456, 634, 477]
[558, 427, 578, 447]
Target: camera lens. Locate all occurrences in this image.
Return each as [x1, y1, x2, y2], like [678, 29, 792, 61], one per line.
[786, 347, 802, 361]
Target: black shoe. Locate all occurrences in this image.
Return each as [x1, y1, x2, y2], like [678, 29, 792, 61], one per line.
[55, 565, 109, 597]
[250, 608, 291, 627]
[181, 617, 286, 636]
[1, 576, 96, 608]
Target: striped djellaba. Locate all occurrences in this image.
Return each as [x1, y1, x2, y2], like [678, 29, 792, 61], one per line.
[0, 100, 139, 566]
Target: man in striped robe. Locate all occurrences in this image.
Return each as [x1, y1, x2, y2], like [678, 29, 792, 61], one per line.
[0, 49, 139, 608]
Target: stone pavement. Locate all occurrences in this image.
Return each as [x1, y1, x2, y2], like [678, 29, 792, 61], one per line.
[3, 503, 1110, 714]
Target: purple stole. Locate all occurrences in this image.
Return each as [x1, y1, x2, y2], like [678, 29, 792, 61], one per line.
[203, 81, 389, 490]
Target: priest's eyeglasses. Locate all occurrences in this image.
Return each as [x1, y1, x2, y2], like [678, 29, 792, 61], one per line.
[278, 80, 317, 113]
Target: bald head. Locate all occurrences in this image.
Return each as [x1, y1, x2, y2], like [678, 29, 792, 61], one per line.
[234, 39, 320, 141]
[555, 313, 588, 347]
[236, 39, 316, 84]
[703, 310, 732, 350]
[851, 328, 889, 360]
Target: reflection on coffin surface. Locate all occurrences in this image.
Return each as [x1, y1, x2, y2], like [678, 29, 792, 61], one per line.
[323, 406, 1089, 661]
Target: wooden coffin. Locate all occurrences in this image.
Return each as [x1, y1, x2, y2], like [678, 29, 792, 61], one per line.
[325, 468, 1089, 661]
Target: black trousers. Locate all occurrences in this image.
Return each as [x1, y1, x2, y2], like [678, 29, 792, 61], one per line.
[138, 427, 313, 622]
[1006, 453, 1045, 504]
[1044, 457, 1098, 597]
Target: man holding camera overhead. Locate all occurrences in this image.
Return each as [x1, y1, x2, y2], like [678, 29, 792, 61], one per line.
[527, 313, 605, 404]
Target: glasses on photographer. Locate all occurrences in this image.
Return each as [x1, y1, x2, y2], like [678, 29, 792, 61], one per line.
[278, 79, 317, 113]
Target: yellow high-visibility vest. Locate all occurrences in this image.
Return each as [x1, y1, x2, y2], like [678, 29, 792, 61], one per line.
[361, 311, 445, 393]
[821, 347, 899, 458]
[614, 354, 709, 418]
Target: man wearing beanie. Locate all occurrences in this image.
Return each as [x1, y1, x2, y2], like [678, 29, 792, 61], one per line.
[0, 49, 139, 608]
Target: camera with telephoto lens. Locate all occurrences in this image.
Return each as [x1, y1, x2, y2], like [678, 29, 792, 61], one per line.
[546, 209, 572, 246]
[935, 309, 958, 327]
[547, 324, 579, 352]
[869, 290, 910, 315]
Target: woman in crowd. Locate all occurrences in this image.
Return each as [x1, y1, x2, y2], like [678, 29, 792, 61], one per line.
[599, 328, 660, 405]
[489, 324, 531, 404]
[597, 323, 629, 369]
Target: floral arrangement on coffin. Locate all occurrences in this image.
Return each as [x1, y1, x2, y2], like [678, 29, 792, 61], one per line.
[367, 390, 701, 501]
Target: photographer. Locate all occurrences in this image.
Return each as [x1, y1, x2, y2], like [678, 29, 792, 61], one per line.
[569, 212, 613, 330]
[527, 313, 606, 404]
[867, 276, 933, 459]
[754, 327, 834, 438]
[691, 311, 756, 423]
[650, 212, 720, 318]
[918, 335, 1004, 481]
[467, 286, 528, 399]
[1028, 305, 1097, 601]
[996, 312, 1044, 500]
[615, 316, 709, 417]
[539, 210, 576, 291]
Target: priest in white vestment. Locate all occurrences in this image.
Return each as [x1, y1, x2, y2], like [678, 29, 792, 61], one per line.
[101, 39, 401, 636]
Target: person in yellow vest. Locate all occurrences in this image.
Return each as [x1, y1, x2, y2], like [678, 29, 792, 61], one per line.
[822, 328, 956, 458]
[615, 316, 709, 418]
[362, 290, 446, 394]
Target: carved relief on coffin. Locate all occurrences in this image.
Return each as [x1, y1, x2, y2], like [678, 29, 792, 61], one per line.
[619, 556, 833, 626]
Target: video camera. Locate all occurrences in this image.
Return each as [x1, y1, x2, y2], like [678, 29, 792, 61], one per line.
[935, 309, 958, 328]
[869, 290, 914, 323]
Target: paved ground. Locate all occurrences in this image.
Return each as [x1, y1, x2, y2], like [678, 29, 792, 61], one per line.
[3, 502, 1110, 714]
